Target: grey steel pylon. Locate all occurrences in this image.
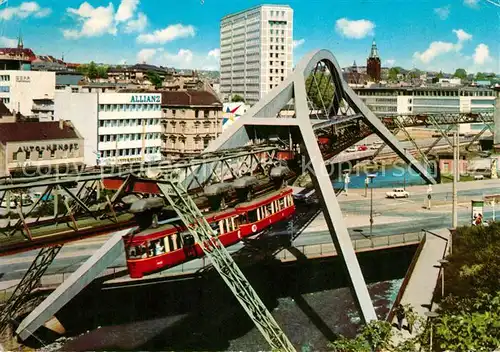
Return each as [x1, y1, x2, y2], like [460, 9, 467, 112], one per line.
[208, 49, 436, 324]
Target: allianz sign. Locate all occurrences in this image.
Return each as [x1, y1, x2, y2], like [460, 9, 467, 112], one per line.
[130, 95, 161, 103]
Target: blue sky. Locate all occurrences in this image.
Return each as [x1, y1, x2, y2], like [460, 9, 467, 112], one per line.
[0, 0, 498, 73]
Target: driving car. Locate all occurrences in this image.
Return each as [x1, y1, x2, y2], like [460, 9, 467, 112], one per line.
[385, 188, 409, 198]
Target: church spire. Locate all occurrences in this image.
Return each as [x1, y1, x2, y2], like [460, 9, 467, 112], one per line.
[17, 29, 23, 49]
[369, 39, 379, 59]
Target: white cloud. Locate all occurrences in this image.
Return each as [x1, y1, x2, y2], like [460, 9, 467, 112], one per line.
[163, 49, 194, 68]
[140, 48, 220, 70]
[453, 29, 472, 42]
[413, 41, 455, 63]
[0, 1, 51, 20]
[293, 39, 305, 49]
[115, 0, 139, 22]
[464, 0, 479, 7]
[64, 2, 116, 39]
[208, 48, 220, 59]
[434, 6, 450, 20]
[384, 59, 396, 66]
[125, 12, 147, 33]
[0, 36, 17, 47]
[137, 24, 195, 44]
[473, 43, 491, 65]
[137, 48, 160, 63]
[335, 18, 375, 39]
[413, 29, 473, 64]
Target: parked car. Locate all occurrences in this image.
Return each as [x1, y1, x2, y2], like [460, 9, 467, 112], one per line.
[346, 147, 357, 153]
[369, 144, 380, 150]
[385, 188, 410, 198]
[357, 145, 368, 151]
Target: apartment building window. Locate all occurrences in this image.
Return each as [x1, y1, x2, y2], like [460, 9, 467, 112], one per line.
[51, 150, 55, 158]
[270, 84, 273, 89]
[270, 61, 273, 65]
[270, 69, 273, 74]
[204, 110, 209, 118]
[270, 53, 273, 58]
[281, 61, 284, 66]
[281, 69, 284, 74]
[25, 151, 31, 160]
[12, 152, 17, 161]
[172, 110, 176, 116]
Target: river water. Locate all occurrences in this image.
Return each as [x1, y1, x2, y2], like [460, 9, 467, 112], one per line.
[28, 245, 415, 351]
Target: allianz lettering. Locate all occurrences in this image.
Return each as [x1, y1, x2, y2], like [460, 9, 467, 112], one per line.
[130, 95, 161, 103]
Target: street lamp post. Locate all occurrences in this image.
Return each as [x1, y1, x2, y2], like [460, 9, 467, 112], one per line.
[425, 311, 440, 352]
[368, 174, 376, 237]
[364, 176, 369, 197]
[403, 148, 407, 190]
[438, 259, 449, 297]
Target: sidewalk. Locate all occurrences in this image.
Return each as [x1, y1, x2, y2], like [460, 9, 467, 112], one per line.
[391, 228, 449, 345]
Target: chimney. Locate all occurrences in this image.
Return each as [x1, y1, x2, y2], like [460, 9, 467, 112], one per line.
[59, 119, 64, 130]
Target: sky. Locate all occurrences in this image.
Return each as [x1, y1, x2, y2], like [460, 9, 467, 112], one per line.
[0, 0, 498, 73]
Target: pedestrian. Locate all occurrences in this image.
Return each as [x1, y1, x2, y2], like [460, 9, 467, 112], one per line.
[406, 306, 415, 334]
[395, 304, 405, 331]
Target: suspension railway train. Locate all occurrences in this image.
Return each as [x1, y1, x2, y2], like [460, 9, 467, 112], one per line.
[121, 173, 296, 278]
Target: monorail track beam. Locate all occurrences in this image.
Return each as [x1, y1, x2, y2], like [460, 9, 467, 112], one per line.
[0, 245, 63, 334]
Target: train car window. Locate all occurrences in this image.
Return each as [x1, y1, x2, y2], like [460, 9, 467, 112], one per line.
[231, 217, 236, 230]
[163, 237, 171, 252]
[279, 198, 285, 210]
[219, 220, 225, 234]
[128, 247, 137, 259]
[233, 216, 240, 229]
[257, 208, 261, 221]
[225, 218, 231, 232]
[248, 209, 258, 223]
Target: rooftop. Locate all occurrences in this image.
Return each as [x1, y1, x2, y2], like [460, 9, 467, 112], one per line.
[222, 4, 292, 20]
[161, 91, 222, 107]
[0, 121, 80, 144]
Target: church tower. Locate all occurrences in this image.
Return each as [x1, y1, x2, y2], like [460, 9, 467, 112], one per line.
[366, 39, 381, 82]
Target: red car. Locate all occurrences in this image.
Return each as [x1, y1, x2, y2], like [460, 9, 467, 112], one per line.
[357, 145, 368, 151]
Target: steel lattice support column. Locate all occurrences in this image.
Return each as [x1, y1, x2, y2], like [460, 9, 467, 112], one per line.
[0, 245, 62, 334]
[156, 181, 295, 351]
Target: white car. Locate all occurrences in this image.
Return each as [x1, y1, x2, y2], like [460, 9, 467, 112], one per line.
[346, 147, 357, 152]
[386, 188, 409, 198]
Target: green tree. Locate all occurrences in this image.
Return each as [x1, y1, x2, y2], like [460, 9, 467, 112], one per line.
[453, 68, 467, 80]
[87, 61, 98, 80]
[305, 72, 334, 109]
[97, 65, 108, 79]
[436, 71, 444, 79]
[475, 72, 487, 81]
[146, 71, 163, 88]
[231, 94, 245, 102]
[388, 67, 401, 81]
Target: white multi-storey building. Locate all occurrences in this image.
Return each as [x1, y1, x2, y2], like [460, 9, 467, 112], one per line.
[354, 86, 497, 133]
[55, 91, 162, 167]
[0, 70, 55, 118]
[220, 4, 293, 105]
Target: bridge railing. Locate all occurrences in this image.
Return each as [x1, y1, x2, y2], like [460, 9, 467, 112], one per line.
[276, 232, 424, 261]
